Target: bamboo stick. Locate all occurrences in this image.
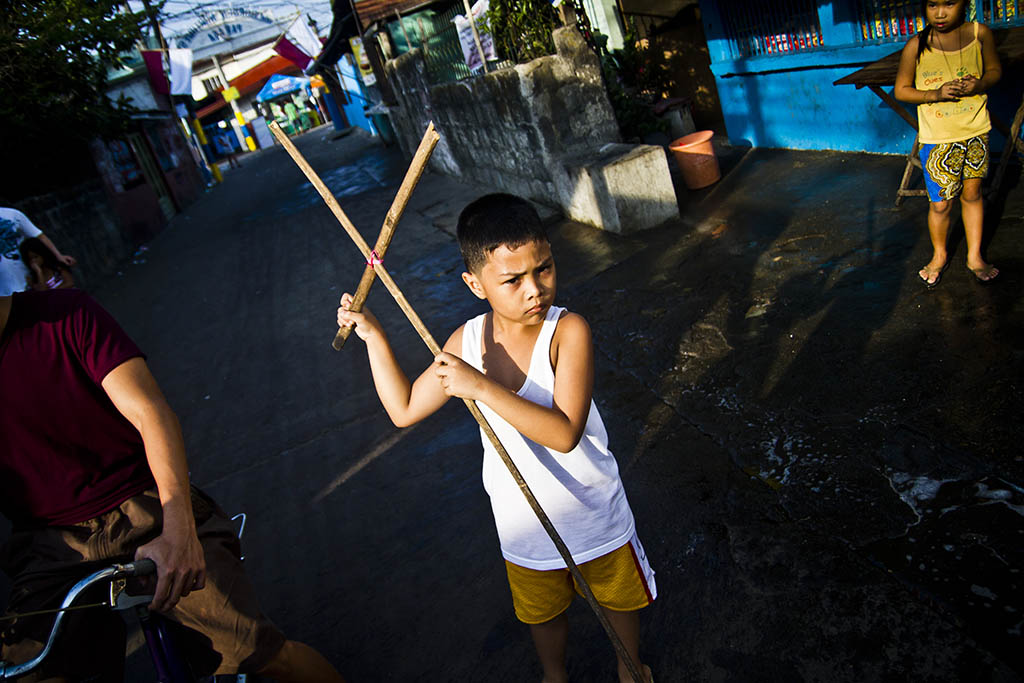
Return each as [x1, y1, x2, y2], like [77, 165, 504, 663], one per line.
[332, 122, 440, 349]
[267, 121, 644, 683]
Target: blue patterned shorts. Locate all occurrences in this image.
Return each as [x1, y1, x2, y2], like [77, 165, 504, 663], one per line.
[919, 134, 989, 202]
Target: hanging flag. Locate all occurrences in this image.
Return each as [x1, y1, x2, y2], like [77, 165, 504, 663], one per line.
[274, 17, 323, 70]
[274, 35, 313, 69]
[288, 17, 323, 60]
[141, 50, 170, 94]
[168, 48, 194, 96]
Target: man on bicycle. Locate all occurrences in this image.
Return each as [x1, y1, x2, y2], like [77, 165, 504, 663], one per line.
[0, 289, 345, 682]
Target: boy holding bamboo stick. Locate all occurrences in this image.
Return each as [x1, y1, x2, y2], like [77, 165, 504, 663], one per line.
[337, 193, 655, 682]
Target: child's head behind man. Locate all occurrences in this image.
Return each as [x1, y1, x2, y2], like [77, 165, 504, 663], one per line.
[18, 237, 58, 271]
[457, 194, 548, 274]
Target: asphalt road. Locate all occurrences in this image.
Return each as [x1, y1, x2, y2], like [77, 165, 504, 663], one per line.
[4, 126, 1023, 682]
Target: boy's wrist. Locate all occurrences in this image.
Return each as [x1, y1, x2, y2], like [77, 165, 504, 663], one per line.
[363, 327, 385, 344]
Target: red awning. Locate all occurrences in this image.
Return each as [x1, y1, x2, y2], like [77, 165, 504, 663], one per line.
[197, 54, 303, 119]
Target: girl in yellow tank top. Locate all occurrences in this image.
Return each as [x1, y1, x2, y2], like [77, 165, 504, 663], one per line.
[894, 0, 1002, 286]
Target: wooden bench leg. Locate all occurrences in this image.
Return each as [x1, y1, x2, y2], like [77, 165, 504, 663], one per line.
[895, 134, 922, 207]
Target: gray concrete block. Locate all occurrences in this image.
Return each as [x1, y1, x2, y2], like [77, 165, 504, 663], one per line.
[558, 143, 679, 234]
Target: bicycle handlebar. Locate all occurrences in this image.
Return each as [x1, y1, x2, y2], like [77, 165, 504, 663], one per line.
[0, 560, 154, 679]
[128, 558, 157, 577]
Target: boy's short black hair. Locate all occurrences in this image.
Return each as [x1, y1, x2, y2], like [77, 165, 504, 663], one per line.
[456, 193, 548, 273]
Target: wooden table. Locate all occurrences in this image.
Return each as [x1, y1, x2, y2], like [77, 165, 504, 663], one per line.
[834, 26, 1024, 205]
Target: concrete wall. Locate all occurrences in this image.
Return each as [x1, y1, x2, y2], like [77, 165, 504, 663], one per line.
[387, 26, 621, 196]
[384, 26, 679, 233]
[17, 181, 134, 291]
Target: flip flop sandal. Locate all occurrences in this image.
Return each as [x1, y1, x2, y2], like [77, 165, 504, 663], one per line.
[969, 264, 999, 283]
[919, 263, 947, 289]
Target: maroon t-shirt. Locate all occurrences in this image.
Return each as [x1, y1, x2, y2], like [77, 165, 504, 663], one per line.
[0, 290, 156, 526]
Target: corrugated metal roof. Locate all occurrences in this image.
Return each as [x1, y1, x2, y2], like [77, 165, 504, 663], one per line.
[354, 0, 444, 30]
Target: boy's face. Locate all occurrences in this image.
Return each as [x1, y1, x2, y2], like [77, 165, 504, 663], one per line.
[462, 239, 556, 326]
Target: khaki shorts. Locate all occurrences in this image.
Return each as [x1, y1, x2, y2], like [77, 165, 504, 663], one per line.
[504, 532, 657, 624]
[0, 487, 286, 680]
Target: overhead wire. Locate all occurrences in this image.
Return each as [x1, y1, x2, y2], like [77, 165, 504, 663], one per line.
[126, 0, 333, 36]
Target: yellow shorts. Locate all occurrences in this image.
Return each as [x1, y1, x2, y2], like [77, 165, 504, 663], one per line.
[504, 535, 656, 624]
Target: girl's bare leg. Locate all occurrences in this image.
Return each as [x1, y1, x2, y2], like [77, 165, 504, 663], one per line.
[602, 608, 652, 683]
[960, 177, 998, 279]
[529, 612, 569, 683]
[921, 198, 952, 284]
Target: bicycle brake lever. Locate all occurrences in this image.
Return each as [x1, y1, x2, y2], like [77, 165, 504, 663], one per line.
[109, 576, 154, 611]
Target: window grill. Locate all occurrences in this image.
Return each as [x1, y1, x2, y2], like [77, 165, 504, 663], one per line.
[719, 0, 823, 58]
[857, 1, 924, 42]
[856, 0, 1021, 43]
[418, 3, 512, 86]
[201, 75, 224, 95]
[422, 4, 473, 85]
[975, 0, 1021, 24]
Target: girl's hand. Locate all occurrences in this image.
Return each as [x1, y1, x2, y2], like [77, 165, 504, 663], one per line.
[57, 254, 76, 266]
[433, 351, 485, 400]
[337, 293, 382, 341]
[934, 81, 961, 102]
[955, 74, 981, 96]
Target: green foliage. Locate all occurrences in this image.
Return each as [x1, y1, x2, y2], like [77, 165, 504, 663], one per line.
[0, 1, 146, 163]
[601, 30, 671, 142]
[480, 0, 559, 64]
[478, 1, 667, 143]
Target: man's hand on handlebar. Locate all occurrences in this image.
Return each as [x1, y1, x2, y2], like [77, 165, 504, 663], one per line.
[133, 506, 206, 612]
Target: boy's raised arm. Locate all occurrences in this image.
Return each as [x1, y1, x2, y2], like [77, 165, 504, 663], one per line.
[338, 293, 453, 427]
[435, 312, 595, 453]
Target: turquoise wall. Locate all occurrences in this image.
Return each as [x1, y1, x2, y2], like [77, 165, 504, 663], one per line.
[338, 54, 377, 136]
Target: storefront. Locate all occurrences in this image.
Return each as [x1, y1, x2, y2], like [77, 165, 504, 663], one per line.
[255, 74, 320, 135]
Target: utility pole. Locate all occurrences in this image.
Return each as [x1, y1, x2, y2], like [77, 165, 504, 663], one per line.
[140, 0, 166, 50]
[211, 54, 256, 151]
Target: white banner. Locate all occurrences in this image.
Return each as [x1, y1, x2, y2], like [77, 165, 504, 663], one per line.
[286, 17, 323, 62]
[452, 0, 496, 71]
[168, 48, 194, 96]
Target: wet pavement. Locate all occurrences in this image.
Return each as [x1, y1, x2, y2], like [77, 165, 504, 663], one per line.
[3, 124, 1022, 681]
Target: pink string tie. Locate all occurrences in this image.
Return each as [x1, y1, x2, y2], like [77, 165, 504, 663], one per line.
[367, 250, 383, 269]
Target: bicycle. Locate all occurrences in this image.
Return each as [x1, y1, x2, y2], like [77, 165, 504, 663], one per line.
[1, 515, 249, 682]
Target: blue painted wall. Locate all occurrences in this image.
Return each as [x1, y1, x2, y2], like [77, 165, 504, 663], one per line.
[337, 54, 378, 136]
[699, 1, 1021, 154]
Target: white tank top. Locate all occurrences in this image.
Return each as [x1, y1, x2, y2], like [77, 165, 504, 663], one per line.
[461, 305, 635, 569]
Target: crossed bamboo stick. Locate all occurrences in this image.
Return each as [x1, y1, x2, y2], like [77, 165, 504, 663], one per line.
[267, 121, 644, 683]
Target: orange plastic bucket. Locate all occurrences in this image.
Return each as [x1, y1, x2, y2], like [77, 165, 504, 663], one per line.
[669, 130, 721, 190]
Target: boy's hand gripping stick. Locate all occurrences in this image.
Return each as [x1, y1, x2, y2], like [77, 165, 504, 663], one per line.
[331, 122, 440, 350]
[268, 121, 646, 683]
